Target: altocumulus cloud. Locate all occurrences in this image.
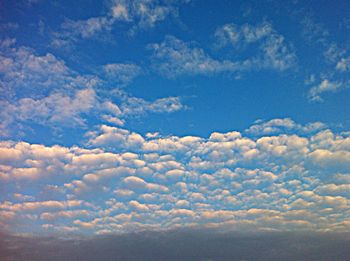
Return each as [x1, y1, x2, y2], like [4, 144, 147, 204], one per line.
[1, 118, 350, 236]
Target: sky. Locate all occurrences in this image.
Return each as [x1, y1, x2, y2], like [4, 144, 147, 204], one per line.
[0, 0, 350, 242]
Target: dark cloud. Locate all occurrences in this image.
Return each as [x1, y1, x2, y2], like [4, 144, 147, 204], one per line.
[1, 230, 350, 261]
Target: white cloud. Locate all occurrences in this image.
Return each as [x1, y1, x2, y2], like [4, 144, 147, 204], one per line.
[61, 17, 114, 39]
[123, 176, 169, 193]
[298, 15, 350, 102]
[103, 63, 142, 85]
[215, 22, 297, 71]
[336, 56, 350, 72]
[246, 118, 326, 135]
[307, 79, 344, 102]
[0, 40, 96, 96]
[112, 3, 130, 21]
[323, 43, 345, 63]
[1, 88, 185, 136]
[88, 125, 145, 149]
[0, 39, 100, 102]
[114, 89, 184, 115]
[110, 0, 190, 30]
[0, 41, 185, 136]
[309, 149, 350, 170]
[52, 0, 191, 46]
[149, 36, 239, 77]
[215, 23, 273, 47]
[1, 88, 97, 131]
[150, 23, 296, 78]
[1, 119, 350, 234]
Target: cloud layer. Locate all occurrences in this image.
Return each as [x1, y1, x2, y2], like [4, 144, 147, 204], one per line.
[1, 118, 350, 235]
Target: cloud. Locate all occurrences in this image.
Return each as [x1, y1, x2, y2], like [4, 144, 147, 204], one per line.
[309, 149, 350, 171]
[215, 22, 297, 71]
[0, 41, 185, 136]
[149, 35, 239, 77]
[103, 63, 142, 85]
[1, 88, 185, 136]
[150, 23, 296, 78]
[246, 118, 326, 135]
[52, 0, 191, 46]
[0, 39, 100, 98]
[52, 16, 115, 48]
[336, 56, 350, 72]
[40, 209, 91, 221]
[123, 176, 169, 193]
[0, 22, 19, 31]
[307, 79, 345, 102]
[1, 119, 350, 234]
[1, 230, 350, 261]
[1, 88, 97, 133]
[300, 16, 329, 46]
[113, 89, 185, 116]
[298, 15, 350, 102]
[110, 0, 190, 30]
[60, 16, 114, 39]
[214, 23, 273, 46]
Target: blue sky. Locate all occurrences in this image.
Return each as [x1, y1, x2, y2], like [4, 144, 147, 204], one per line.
[0, 0, 350, 236]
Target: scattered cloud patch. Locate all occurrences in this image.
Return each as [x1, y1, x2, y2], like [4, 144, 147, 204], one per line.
[215, 22, 297, 71]
[103, 63, 142, 85]
[52, 0, 191, 46]
[149, 36, 238, 77]
[150, 23, 296, 78]
[246, 118, 326, 136]
[307, 79, 345, 102]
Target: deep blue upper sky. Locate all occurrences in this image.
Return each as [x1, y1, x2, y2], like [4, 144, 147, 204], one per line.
[1, 0, 349, 144]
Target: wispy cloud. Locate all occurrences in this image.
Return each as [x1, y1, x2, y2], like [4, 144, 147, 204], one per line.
[307, 79, 348, 102]
[149, 36, 239, 77]
[299, 15, 350, 101]
[110, 0, 190, 30]
[246, 118, 326, 135]
[214, 22, 297, 71]
[102, 63, 142, 86]
[0, 39, 184, 136]
[0, 38, 99, 98]
[0, 88, 185, 136]
[52, 0, 191, 46]
[149, 23, 296, 78]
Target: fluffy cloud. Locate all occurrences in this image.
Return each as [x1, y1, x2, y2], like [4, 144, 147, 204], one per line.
[1, 119, 350, 235]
